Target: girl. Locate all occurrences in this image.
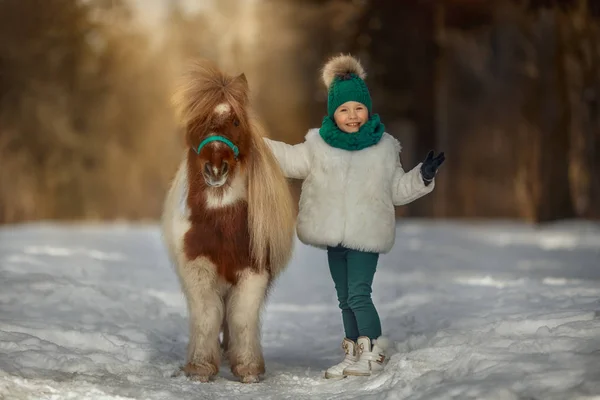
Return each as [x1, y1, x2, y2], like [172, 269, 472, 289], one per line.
[264, 54, 445, 378]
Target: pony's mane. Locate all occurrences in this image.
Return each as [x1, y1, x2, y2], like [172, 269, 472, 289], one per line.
[173, 59, 296, 274]
[246, 120, 296, 274]
[172, 60, 251, 144]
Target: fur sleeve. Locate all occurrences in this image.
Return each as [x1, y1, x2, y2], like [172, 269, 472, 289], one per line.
[392, 157, 434, 206]
[263, 138, 311, 180]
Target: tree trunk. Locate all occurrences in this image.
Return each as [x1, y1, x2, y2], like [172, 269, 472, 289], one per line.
[517, 9, 575, 222]
[564, 1, 600, 219]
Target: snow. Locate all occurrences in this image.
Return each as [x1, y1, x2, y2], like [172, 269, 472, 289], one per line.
[1, 220, 599, 399]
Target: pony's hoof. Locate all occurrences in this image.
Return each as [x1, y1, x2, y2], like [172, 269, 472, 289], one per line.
[190, 375, 211, 383]
[183, 362, 217, 383]
[231, 362, 265, 381]
[241, 375, 260, 384]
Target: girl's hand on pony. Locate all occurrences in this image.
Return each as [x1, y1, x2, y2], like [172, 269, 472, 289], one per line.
[420, 150, 445, 186]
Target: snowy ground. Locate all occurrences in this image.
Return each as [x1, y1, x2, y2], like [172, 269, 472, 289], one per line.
[0, 220, 599, 400]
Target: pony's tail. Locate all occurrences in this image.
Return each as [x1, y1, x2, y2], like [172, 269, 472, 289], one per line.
[247, 121, 296, 276]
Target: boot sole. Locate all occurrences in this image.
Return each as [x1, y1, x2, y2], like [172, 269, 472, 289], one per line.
[324, 373, 346, 379]
[343, 370, 371, 377]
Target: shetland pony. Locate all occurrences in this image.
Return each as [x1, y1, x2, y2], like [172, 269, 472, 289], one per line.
[161, 60, 296, 383]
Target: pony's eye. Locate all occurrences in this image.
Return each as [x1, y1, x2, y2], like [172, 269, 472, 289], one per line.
[233, 118, 240, 127]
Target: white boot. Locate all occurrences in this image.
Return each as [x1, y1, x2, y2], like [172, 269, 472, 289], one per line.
[343, 336, 389, 376]
[324, 338, 358, 379]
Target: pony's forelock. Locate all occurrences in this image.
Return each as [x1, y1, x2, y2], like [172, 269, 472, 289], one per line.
[172, 60, 250, 147]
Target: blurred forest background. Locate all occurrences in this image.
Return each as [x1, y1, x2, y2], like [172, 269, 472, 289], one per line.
[0, 0, 598, 224]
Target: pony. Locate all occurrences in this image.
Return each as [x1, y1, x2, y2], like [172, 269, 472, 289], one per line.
[161, 60, 296, 383]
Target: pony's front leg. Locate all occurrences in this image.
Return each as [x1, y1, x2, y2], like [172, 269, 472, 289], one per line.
[220, 315, 229, 354]
[226, 270, 269, 383]
[178, 257, 224, 382]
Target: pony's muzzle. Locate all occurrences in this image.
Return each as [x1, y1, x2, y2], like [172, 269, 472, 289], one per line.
[203, 161, 229, 187]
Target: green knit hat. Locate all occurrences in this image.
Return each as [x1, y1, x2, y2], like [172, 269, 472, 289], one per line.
[322, 54, 372, 119]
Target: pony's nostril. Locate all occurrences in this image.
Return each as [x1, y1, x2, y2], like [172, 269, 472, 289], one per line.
[204, 163, 212, 176]
[204, 161, 229, 178]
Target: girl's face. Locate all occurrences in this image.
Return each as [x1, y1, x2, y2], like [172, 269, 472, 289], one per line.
[333, 101, 368, 133]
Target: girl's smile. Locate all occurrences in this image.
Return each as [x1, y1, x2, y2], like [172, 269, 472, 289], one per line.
[334, 101, 368, 133]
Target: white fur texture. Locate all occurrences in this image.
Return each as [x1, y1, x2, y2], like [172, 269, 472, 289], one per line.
[225, 270, 269, 368]
[205, 169, 247, 209]
[263, 138, 311, 180]
[321, 54, 367, 89]
[178, 256, 225, 368]
[374, 336, 390, 350]
[161, 157, 191, 263]
[266, 130, 434, 253]
[214, 103, 231, 115]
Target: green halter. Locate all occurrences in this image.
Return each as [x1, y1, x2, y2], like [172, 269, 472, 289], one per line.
[195, 135, 239, 158]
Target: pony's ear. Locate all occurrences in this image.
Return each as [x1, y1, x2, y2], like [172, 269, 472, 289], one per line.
[235, 73, 248, 89]
[230, 73, 250, 106]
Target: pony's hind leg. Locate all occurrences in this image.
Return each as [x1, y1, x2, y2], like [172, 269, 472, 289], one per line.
[226, 270, 269, 383]
[177, 257, 224, 382]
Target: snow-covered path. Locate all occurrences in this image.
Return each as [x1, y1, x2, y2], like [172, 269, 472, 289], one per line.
[1, 220, 599, 399]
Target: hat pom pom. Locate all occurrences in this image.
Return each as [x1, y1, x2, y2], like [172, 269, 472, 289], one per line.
[321, 54, 367, 89]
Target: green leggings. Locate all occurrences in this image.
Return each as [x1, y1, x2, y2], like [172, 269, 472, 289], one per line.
[327, 245, 381, 342]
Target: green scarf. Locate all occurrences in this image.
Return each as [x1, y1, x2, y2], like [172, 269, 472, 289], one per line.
[319, 114, 385, 151]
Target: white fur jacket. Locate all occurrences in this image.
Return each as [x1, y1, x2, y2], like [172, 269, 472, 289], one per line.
[265, 129, 435, 254]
